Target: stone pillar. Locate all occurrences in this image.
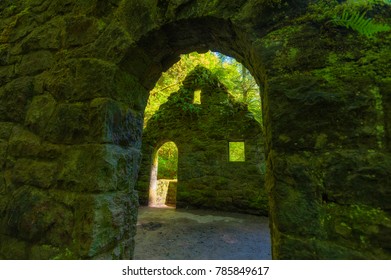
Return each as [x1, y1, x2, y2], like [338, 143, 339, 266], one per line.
[0, 62, 142, 259]
[0, 54, 145, 259]
[0, 0, 149, 258]
[258, 23, 391, 259]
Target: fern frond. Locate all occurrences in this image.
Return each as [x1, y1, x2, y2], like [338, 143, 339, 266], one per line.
[333, 10, 391, 38]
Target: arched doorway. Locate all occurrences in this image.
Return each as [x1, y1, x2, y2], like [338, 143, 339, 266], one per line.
[148, 141, 178, 208]
[120, 10, 391, 259]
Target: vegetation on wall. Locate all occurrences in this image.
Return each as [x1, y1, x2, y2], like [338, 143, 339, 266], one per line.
[332, 2, 391, 37]
[145, 51, 261, 125]
[327, 0, 391, 38]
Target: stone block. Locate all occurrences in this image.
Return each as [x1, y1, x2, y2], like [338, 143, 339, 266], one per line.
[71, 191, 138, 258]
[25, 93, 56, 136]
[11, 159, 58, 189]
[89, 98, 143, 146]
[71, 58, 117, 100]
[0, 234, 27, 259]
[16, 17, 64, 53]
[323, 151, 391, 208]
[15, 50, 54, 76]
[45, 58, 117, 102]
[0, 65, 14, 86]
[271, 181, 323, 237]
[0, 7, 36, 45]
[8, 125, 41, 158]
[7, 125, 62, 159]
[44, 102, 89, 144]
[0, 143, 7, 167]
[64, 16, 101, 48]
[57, 144, 140, 193]
[93, 23, 133, 64]
[0, 122, 13, 140]
[0, 44, 10, 66]
[0, 76, 34, 122]
[0, 170, 5, 191]
[5, 186, 73, 246]
[114, 70, 149, 109]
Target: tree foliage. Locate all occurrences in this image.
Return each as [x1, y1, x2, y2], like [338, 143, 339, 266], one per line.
[157, 142, 178, 179]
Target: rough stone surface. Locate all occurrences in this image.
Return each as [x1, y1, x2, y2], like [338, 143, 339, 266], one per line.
[0, 0, 390, 259]
[137, 66, 267, 215]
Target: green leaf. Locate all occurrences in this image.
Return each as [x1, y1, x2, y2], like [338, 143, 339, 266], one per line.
[333, 9, 391, 38]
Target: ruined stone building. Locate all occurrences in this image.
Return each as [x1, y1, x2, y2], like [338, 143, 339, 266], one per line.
[0, 0, 390, 259]
[137, 66, 267, 215]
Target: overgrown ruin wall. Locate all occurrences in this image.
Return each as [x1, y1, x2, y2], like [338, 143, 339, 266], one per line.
[137, 66, 267, 215]
[0, 0, 390, 259]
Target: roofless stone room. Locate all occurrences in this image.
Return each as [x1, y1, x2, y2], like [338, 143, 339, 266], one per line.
[0, 0, 390, 260]
[137, 66, 267, 215]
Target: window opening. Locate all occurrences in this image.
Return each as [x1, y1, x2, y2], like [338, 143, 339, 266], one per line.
[194, 89, 201, 104]
[229, 141, 245, 162]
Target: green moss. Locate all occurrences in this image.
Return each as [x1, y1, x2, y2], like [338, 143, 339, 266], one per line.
[288, 48, 298, 60]
[371, 87, 385, 148]
[53, 248, 76, 260]
[325, 202, 391, 249]
[353, 204, 389, 222]
[327, 53, 339, 64]
[260, 25, 302, 49]
[97, 19, 107, 31]
[3, 5, 17, 16]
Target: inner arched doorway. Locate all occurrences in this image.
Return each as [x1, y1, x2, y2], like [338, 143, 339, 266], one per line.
[148, 141, 178, 208]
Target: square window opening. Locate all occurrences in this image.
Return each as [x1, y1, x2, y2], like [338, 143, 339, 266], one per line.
[229, 142, 245, 162]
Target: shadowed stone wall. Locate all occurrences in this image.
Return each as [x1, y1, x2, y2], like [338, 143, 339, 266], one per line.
[137, 66, 267, 215]
[0, 0, 390, 259]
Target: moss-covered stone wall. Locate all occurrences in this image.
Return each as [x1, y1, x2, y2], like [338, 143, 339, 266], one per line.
[0, 0, 390, 259]
[137, 66, 267, 215]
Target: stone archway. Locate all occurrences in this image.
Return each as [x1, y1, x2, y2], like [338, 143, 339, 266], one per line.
[0, 0, 390, 259]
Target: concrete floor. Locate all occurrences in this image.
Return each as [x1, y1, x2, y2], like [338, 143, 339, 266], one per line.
[134, 207, 271, 260]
